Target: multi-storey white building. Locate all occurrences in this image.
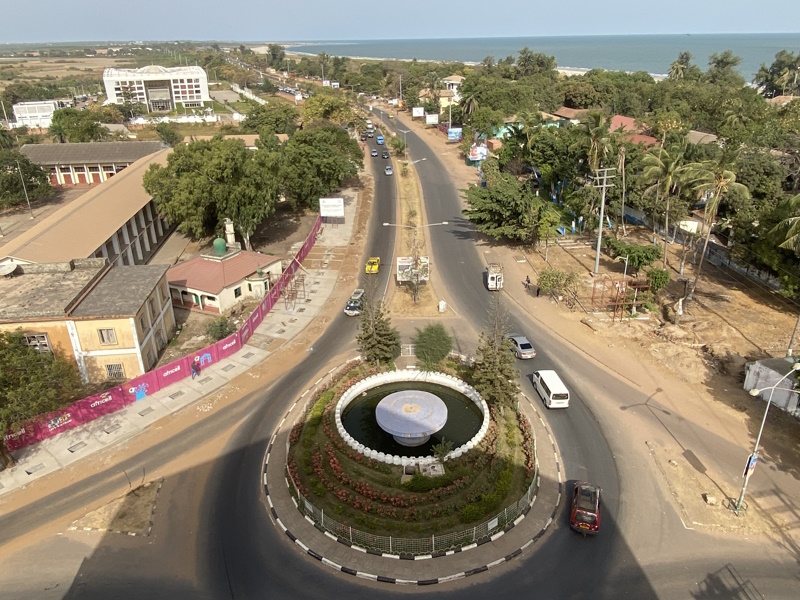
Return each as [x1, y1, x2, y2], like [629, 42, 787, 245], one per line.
[12, 100, 60, 129]
[103, 65, 210, 112]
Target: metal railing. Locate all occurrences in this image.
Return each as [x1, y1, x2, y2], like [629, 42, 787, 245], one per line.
[286, 414, 539, 555]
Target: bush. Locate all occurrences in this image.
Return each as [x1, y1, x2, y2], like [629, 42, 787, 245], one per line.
[459, 503, 485, 523]
[647, 268, 670, 293]
[413, 323, 453, 368]
[206, 316, 237, 341]
[537, 267, 578, 295]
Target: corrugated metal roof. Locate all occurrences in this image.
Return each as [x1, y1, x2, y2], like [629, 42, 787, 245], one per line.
[20, 141, 164, 165]
[71, 265, 168, 317]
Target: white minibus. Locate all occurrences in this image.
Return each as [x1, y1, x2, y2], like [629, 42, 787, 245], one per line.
[531, 370, 570, 408]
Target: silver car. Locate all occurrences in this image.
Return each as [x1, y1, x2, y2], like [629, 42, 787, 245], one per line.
[506, 334, 536, 359]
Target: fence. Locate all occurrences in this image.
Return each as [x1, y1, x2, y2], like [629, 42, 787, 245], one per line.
[285, 413, 539, 555]
[4, 216, 323, 452]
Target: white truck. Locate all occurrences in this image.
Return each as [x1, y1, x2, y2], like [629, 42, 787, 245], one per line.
[486, 263, 504, 290]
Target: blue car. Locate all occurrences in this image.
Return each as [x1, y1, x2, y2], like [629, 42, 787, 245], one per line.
[376, 135, 384, 145]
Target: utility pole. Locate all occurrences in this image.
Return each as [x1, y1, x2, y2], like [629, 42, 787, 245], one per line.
[15, 160, 34, 219]
[592, 168, 616, 275]
[788, 313, 800, 356]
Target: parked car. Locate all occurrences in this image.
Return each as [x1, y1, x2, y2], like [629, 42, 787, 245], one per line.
[371, 149, 378, 157]
[360, 133, 367, 141]
[570, 482, 602, 536]
[344, 289, 365, 317]
[365, 257, 380, 274]
[381, 150, 389, 159]
[384, 166, 393, 175]
[505, 334, 536, 359]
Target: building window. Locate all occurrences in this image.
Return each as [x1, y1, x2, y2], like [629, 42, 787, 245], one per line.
[234, 287, 242, 298]
[248, 283, 252, 292]
[22, 333, 51, 354]
[98, 328, 117, 345]
[139, 315, 148, 333]
[105, 363, 125, 380]
[146, 348, 155, 369]
[149, 298, 157, 320]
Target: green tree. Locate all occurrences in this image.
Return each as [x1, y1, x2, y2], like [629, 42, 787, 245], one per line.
[206, 316, 237, 341]
[143, 137, 280, 249]
[413, 323, 453, 369]
[0, 331, 84, 463]
[604, 238, 663, 273]
[0, 128, 15, 149]
[647, 269, 671, 294]
[432, 438, 454, 463]
[470, 297, 520, 411]
[0, 150, 53, 208]
[641, 140, 689, 267]
[684, 150, 751, 298]
[573, 111, 612, 173]
[537, 267, 579, 296]
[768, 194, 800, 252]
[706, 50, 745, 87]
[753, 50, 800, 97]
[241, 102, 299, 135]
[302, 90, 354, 126]
[668, 51, 702, 81]
[357, 297, 401, 365]
[155, 122, 181, 147]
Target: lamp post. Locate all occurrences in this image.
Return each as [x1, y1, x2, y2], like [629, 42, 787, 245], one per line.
[15, 160, 34, 219]
[398, 128, 410, 159]
[735, 362, 800, 513]
[383, 221, 448, 303]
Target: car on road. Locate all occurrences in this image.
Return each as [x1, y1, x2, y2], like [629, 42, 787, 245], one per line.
[376, 135, 385, 145]
[365, 257, 380, 274]
[344, 289, 365, 317]
[505, 334, 536, 359]
[367, 131, 374, 138]
[360, 133, 367, 141]
[570, 481, 601, 536]
[371, 149, 378, 157]
[384, 166, 393, 175]
[381, 150, 389, 159]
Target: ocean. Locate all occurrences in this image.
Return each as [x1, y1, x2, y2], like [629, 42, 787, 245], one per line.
[281, 34, 800, 81]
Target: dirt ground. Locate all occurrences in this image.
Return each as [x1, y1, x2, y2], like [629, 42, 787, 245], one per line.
[0, 56, 128, 91]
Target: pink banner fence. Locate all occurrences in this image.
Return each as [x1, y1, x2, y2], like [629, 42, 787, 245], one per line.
[4, 216, 324, 452]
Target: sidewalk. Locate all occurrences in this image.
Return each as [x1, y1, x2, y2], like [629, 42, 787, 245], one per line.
[0, 190, 359, 496]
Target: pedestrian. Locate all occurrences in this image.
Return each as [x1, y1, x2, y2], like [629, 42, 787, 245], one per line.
[536, 286, 541, 297]
[525, 276, 531, 290]
[191, 360, 200, 380]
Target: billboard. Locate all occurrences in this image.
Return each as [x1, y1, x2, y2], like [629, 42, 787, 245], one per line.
[396, 256, 430, 283]
[412, 107, 424, 118]
[332, 81, 340, 89]
[322, 80, 331, 87]
[319, 197, 345, 218]
[447, 127, 463, 141]
[425, 114, 439, 125]
[468, 143, 489, 162]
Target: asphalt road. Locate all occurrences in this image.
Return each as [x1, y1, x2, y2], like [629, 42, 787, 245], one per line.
[1, 118, 798, 600]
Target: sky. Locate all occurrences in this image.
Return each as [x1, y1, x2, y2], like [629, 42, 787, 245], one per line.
[4, 0, 799, 44]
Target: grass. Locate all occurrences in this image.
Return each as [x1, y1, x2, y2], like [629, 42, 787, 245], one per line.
[227, 101, 253, 114]
[287, 364, 535, 539]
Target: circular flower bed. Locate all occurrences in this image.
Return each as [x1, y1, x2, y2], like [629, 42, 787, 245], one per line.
[286, 361, 536, 537]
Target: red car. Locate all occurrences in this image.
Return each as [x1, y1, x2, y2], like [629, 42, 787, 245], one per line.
[570, 482, 601, 536]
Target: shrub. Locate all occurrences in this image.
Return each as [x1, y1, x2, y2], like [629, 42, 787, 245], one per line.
[647, 268, 670, 294]
[413, 323, 453, 368]
[459, 503, 486, 523]
[206, 316, 236, 341]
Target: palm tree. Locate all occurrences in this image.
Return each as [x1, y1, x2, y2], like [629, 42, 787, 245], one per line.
[460, 91, 479, 119]
[49, 121, 67, 143]
[573, 112, 612, 173]
[616, 141, 627, 236]
[0, 128, 15, 149]
[684, 150, 750, 298]
[641, 139, 688, 268]
[768, 194, 800, 251]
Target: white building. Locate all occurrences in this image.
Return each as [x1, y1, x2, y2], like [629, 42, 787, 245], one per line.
[103, 65, 211, 112]
[12, 100, 59, 129]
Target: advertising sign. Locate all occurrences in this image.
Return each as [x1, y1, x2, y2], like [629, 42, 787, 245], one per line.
[447, 127, 463, 142]
[156, 356, 190, 388]
[76, 386, 131, 420]
[332, 81, 340, 89]
[412, 107, 424, 118]
[468, 143, 489, 162]
[319, 197, 345, 218]
[396, 256, 430, 283]
[122, 371, 160, 403]
[425, 114, 439, 125]
[216, 332, 240, 360]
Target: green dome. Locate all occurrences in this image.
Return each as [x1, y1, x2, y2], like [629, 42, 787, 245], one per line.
[213, 237, 227, 255]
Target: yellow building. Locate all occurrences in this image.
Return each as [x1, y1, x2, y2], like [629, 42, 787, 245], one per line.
[0, 259, 174, 384]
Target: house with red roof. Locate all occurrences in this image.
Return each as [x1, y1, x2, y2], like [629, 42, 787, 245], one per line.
[167, 238, 282, 314]
[608, 114, 658, 148]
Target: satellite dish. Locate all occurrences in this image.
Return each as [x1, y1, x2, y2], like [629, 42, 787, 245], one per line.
[0, 263, 18, 276]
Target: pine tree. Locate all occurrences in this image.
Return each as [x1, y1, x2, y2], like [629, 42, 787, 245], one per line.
[470, 296, 520, 410]
[357, 297, 401, 365]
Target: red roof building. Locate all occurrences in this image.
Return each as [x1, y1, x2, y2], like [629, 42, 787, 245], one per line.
[167, 240, 282, 313]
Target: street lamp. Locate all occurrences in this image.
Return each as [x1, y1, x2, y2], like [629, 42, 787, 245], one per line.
[617, 255, 629, 280]
[735, 362, 800, 513]
[383, 221, 448, 303]
[398, 128, 410, 159]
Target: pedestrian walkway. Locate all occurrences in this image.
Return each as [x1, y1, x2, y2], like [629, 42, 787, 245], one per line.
[0, 192, 359, 496]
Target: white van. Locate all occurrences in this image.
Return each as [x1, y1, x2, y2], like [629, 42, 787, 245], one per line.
[531, 370, 570, 408]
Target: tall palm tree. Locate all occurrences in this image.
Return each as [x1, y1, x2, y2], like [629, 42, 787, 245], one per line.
[460, 91, 479, 119]
[641, 139, 688, 267]
[573, 112, 612, 173]
[684, 150, 750, 298]
[49, 121, 67, 143]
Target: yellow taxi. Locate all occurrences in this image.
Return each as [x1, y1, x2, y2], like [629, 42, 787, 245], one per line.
[365, 257, 380, 274]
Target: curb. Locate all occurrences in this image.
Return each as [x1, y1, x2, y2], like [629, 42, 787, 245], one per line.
[262, 378, 564, 585]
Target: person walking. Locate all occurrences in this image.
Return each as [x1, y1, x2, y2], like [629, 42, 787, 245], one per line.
[525, 276, 531, 290]
[191, 361, 200, 380]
